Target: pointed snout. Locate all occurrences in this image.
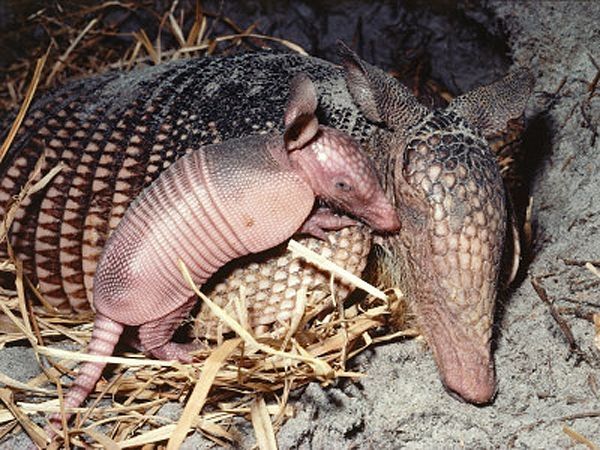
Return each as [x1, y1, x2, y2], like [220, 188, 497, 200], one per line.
[418, 268, 499, 404]
[434, 341, 497, 404]
[419, 272, 499, 404]
[413, 226, 501, 404]
[443, 369, 497, 405]
[362, 202, 401, 233]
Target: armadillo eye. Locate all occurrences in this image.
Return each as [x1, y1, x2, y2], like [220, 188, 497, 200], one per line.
[335, 181, 352, 192]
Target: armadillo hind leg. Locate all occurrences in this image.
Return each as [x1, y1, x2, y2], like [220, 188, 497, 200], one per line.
[138, 297, 199, 363]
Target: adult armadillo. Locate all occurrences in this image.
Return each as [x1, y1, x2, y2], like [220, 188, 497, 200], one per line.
[195, 49, 534, 404]
[48, 72, 399, 426]
[0, 47, 533, 405]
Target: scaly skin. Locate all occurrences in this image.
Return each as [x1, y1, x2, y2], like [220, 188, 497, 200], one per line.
[196, 224, 372, 338]
[391, 110, 506, 403]
[0, 49, 533, 405]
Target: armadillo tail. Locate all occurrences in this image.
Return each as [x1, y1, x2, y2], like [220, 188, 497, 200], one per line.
[49, 313, 124, 432]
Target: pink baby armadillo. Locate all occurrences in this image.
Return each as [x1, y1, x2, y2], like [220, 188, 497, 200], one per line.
[54, 73, 399, 426]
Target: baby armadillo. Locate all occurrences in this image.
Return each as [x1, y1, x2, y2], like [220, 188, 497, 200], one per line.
[53, 73, 398, 425]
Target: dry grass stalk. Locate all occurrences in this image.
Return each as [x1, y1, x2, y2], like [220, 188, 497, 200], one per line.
[45, 18, 99, 87]
[0, 53, 47, 164]
[585, 262, 600, 280]
[523, 196, 534, 251]
[0, 155, 63, 245]
[36, 346, 179, 368]
[508, 218, 521, 285]
[177, 33, 309, 56]
[251, 396, 278, 450]
[0, 373, 53, 396]
[0, 388, 47, 448]
[594, 314, 600, 352]
[166, 338, 241, 450]
[562, 424, 599, 450]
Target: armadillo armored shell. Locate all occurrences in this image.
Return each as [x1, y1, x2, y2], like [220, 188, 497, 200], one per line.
[194, 225, 372, 339]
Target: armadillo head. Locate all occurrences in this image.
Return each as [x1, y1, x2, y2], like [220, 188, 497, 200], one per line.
[283, 73, 400, 234]
[393, 111, 507, 404]
[341, 44, 534, 403]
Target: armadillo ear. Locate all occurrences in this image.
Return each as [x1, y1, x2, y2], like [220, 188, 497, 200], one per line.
[338, 41, 428, 130]
[284, 73, 320, 151]
[447, 68, 534, 138]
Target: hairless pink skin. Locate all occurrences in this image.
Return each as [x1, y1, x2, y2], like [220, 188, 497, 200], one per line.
[50, 74, 398, 432]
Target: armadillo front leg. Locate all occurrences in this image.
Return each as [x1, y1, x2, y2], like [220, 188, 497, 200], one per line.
[298, 208, 357, 240]
[138, 296, 198, 363]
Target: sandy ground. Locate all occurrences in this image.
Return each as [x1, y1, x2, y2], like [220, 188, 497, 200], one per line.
[1, 1, 599, 448]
